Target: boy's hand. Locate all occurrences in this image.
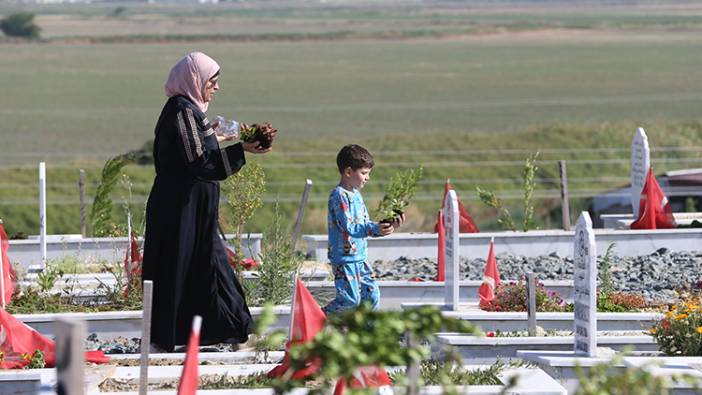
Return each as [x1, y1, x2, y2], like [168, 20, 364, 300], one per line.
[379, 222, 394, 236]
[391, 213, 406, 229]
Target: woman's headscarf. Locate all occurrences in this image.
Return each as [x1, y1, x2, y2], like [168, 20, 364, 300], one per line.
[164, 52, 220, 113]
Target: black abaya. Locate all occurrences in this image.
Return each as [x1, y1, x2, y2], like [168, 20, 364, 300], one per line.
[143, 95, 253, 351]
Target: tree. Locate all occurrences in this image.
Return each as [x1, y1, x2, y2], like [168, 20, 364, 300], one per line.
[0, 13, 41, 39]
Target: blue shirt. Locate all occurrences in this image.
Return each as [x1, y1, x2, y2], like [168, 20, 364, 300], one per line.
[327, 185, 381, 264]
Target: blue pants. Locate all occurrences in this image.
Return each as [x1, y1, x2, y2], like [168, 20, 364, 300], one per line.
[323, 261, 380, 313]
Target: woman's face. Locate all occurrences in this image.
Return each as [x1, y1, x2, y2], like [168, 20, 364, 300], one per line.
[203, 75, 219, 103]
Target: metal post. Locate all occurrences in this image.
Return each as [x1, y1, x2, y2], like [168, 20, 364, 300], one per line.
[127, 214, 132, 290]
[558, 160, 571, 231]
[55, 318, 86, 395]
[0, 219, 4, 309]
[289, 276, 299, 341]
[39, 162, 47, 269]
[527, 273, 537, 336]
[405, 332, 419, 395]
[139, 280, 154, 395]
[291, 179, 313, 249]
[79, 169, 86, 237]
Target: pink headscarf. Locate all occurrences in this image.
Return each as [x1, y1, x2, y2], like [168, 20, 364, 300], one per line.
[164, 52, 220, 113]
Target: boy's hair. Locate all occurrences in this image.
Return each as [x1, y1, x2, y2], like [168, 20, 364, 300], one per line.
[336, 144, 375, 173]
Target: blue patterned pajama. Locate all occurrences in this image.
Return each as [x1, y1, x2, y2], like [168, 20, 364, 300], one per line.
[324, 260, 380, 313]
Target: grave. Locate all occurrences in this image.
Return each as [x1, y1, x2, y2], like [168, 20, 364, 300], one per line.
[631, 127, 650, 215]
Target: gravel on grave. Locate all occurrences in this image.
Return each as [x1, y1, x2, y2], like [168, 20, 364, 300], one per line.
[372, 248, 702, 303]
[86, 333, 248, 356]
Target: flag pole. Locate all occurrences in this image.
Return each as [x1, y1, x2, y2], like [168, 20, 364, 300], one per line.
[291, 179, 313, 249]
[0, 218, 5, 309]
[126, 213, 132, 291]
[289, 275, 299, 341]
[139, 280, 154, 395]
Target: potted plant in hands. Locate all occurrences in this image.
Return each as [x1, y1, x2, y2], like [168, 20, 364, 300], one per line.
[375, 166, 423, 224]
[239, 122, 277, 149]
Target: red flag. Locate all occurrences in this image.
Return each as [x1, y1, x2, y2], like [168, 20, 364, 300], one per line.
[435, 180, 479, 233]
[177, 315, 202, 395]
[436, 210, 445, 282]
[224, 244, 259, 270]
[267, 278, 326, 379]
[0, 308, 109, 369]
[478, 239, 500, 307]
[124, 233, 143, 278]
[631, 168, 676, 230]
[0, 224, 14, 304]
[333, 366, 393, 395]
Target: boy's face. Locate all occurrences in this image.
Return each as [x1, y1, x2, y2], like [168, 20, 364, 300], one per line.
[343, 166, 372, 189]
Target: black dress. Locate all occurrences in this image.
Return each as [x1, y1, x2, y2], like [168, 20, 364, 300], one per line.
[143, 95, 253, 352]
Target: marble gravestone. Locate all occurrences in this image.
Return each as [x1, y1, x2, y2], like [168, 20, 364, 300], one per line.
[631, 127, 650, 216]
[55, 318, 87, 395]
[443, 190, 460, 311]
[573, 212, 597, 357]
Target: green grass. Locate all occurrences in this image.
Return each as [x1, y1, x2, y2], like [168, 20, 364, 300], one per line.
[2, 38, 702, 161]
[2, 120, 702, 237]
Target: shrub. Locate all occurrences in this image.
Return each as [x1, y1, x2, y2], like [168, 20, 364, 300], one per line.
[602, 291, 646, 311]
[563, 291, 647, 313]
[90, 154, 134, 237]
[389, 359, 530, 386]
[651, 299, 702, 356]
[0, 13, 40, 39]
[243, 204, 301, 306]
[275, 304, 480, 394]
[476, 151, 539, 231]
[221, 163, 265, 269]
[480, 280, 567, 312]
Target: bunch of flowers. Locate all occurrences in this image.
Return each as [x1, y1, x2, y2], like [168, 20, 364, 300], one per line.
[600, 291, 647, 312]
[650, 298, 702, 356]
[239, 122, 277, 149]
[480, 280, 567, 312]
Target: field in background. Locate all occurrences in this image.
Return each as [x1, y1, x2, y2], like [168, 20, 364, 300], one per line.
[1, 1, 702, 236]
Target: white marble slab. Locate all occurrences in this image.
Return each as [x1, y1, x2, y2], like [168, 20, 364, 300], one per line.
[304, 229, 702, 262]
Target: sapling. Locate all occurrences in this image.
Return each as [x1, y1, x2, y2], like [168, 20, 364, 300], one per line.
[375, 166, 423, 223]
[476, 151, 540, 231]
[90, 153, 134, 237]
[221, 163, 266, 272]
[522, 151, 539, 231]
[476, 187, 516, 231]
[239, 122, 277, 149]
[600, 243, 616, 295]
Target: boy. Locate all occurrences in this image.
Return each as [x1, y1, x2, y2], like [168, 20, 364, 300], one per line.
[323, 144, 404, 314]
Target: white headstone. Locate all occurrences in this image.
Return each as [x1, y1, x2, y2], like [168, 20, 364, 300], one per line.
[573, 212, 597, 357]
[631, 127, 650, 215]
[443, 190, 460, 311]
[55, 318, 86, 395]
[39, 162, 47, 268]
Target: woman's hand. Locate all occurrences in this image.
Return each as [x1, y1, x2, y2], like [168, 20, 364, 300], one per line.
[242, 141, 272, 154]
[216, 134, 237, 144]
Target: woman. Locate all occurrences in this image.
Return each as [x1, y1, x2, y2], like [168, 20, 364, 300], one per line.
[142, 52, 271, 352]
